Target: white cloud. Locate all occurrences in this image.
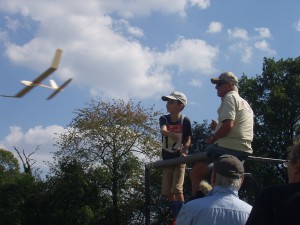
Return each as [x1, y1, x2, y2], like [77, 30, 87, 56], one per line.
[0, 125, 66, 173]
[207, 21, 223, 33]
[229, 43, 253, 64]
[92, 0, 210, 18]
[114, 19, 144, 38]
[293, 19, 300, 31]
[254, 27, 271, 38]
[254, 40, 276, 55]
[159, 38, 219, 74]
[227, 26, 276, 63]
[5, 16, 20, 31]
[228, 28, 249, 41]
[127, 26, 144, 38]
[0, 0, 217, 101]
[188, 0, 211, 9]
[188, 78, 202, 87]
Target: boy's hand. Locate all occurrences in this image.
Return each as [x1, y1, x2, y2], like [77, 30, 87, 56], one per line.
[180, 145, 188, 156]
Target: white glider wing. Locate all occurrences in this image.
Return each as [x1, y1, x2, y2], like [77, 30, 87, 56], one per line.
[1, 49, 62, 98]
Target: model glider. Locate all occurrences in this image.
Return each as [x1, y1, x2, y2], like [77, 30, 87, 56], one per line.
[1, 48, 72, 100]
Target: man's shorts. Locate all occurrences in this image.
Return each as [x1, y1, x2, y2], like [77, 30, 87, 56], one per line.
[206, 143, 250, 164]
[161, 164, 186, 196]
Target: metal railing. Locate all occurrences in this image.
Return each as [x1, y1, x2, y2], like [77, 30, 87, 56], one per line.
[144, 153, 287, 225]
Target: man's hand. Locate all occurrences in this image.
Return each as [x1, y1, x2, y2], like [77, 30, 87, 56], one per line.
[210, 120, 217, 130]
[207, 135, 215, 144]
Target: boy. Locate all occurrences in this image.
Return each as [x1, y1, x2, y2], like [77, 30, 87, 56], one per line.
[160, 91, 192, 224]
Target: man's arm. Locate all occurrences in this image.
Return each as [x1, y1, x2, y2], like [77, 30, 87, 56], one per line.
[207, 119, 234, 144]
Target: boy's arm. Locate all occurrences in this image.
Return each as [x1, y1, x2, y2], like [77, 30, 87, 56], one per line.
[160, 125, 179, 142]
[180, 135, 191, 156]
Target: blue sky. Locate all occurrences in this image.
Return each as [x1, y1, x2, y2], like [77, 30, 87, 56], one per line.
[0, 0, 299, 173]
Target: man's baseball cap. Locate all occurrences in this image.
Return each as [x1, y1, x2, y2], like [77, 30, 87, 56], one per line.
[161, 91, 187, 106]
[210, 154, 244, 179]
[211, 72, 238, 85]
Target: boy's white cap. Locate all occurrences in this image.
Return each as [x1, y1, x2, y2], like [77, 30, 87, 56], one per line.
[161, 91, 187, 106]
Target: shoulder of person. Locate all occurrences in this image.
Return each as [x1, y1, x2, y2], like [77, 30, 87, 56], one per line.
[182, 115, 191, 122]
[224, 91, 239, 99]
[160, 114, 169, 120]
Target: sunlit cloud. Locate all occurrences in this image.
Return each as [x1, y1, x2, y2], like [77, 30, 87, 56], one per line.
[0, 125, 66, 173]
[0, 0, 218, 101]
[5, 16, 20, 31]
[254, 40, 276, 55]
[159, 37, 219, 74]
[188, 78, 202, 87]
[293, 19, 300, 31]
[228, 28, 249, 41]
[254, 27, 271, 38]
[188, 0, 211, 9]
[229, 43, 253, 63]
[207, 21, 223, 33]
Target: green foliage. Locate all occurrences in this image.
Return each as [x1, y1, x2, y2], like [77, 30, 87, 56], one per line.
[43, 160, 112, 225]
[238, 56, 300, 197]
[0, 173, 42, 225]
[189, 120, 211, 154]
[0, 149, 20, 183]
[2, 55, 300, 224]
[52, 98, 162, 225]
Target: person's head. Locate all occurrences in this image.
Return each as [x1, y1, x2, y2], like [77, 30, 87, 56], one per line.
[210, 154, 244, 190]
[211, 72, 238, 97]
[161, 91, 187, 113]
[286, 141, 300, 183]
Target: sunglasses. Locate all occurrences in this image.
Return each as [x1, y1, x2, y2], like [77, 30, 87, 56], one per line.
[216, 81, 227, 88]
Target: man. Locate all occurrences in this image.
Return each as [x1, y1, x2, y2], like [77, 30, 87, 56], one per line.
[177, 155, 252, 225]
[160, 91, 192, 224]
[246, 140, 300, 225]
[190, 72, 254, 197]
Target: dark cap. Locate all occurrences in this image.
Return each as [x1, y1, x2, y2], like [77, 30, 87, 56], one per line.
[212, 154, 244, 179]
[211, 72, 238, 85]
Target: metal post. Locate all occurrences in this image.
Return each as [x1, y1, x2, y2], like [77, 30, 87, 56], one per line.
[144, 152, 208, 224]
[145, 166, 151, 225]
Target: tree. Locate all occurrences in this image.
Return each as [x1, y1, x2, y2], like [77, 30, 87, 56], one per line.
[53, 99, 161, 225]
[189, 120, 212, 154]
[13, 146, 39, 174]
[0, 173, 47, 225]
[239, 56, 300, 190]
[0, 149, 20, 184]
[0, 149, 20, 175]
[43, 160, 111, 225]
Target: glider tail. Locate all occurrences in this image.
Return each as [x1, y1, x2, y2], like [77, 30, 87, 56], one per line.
[49, 79, 59, 89]
[47, 78, 72, 100]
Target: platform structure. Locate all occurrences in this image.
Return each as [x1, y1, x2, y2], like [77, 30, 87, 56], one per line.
[144, 152, 287, 225]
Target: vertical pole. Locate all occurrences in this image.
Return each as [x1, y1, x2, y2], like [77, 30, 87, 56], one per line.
[145, 166, 151, 225]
